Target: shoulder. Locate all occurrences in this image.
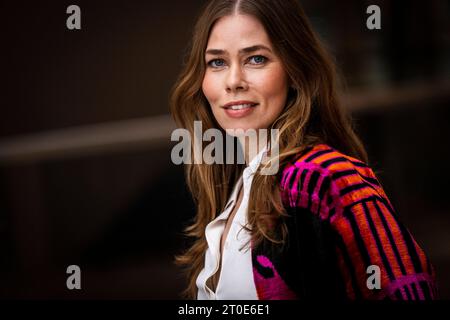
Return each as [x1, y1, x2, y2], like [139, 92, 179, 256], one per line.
[279, 143, 390, 221]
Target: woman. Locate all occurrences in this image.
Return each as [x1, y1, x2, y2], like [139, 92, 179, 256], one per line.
[170, 0, 437, 300]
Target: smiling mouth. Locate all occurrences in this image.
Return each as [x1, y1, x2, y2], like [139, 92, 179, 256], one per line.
[224, 103, 258, 110]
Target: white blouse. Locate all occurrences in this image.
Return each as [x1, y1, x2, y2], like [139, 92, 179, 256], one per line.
[196, 146, 267, 300]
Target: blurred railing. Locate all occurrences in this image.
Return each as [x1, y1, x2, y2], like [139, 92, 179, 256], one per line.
[1, 80, 449, 166]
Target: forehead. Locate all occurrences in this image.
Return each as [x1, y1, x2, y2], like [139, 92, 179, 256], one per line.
[206, 14, 272, 51]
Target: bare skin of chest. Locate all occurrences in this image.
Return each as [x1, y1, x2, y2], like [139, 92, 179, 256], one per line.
[208, 185, 244, 291]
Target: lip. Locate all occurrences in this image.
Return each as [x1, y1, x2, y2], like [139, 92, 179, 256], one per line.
[222, 100, 259, 119]
[222, 100, 258, 108]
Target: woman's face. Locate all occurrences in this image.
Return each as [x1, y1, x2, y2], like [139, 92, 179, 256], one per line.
[202, 14, 289, 133]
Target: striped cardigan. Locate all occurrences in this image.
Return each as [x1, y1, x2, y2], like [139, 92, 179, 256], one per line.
[251, 144, 437, 300]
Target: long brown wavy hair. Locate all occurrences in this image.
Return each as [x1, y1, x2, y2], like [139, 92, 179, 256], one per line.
[169, 0, 368, 299]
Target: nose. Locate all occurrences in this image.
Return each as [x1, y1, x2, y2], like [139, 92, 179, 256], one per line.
[225, 64, 248, 93]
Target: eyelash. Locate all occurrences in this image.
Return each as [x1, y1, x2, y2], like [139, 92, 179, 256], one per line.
[207, 55, 268, 68]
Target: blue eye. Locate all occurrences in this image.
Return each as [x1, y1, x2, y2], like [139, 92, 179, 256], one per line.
[248, 55, 267, 65]
[207, 59, 226, 68]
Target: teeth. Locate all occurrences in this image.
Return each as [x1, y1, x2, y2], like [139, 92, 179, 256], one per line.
[229, 103, 254, 110]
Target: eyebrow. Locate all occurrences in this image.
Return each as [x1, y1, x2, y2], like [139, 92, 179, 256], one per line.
[205, 44, 273, 56]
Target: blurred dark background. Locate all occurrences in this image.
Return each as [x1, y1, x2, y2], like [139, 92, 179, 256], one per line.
[0, 0, 449, 299]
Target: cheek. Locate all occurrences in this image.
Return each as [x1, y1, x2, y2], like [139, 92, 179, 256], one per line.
[202, 73, 219, 106]
[256, 68, 289, 107]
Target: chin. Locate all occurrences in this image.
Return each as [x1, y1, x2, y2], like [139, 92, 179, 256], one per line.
[222, 125, 259, 135]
